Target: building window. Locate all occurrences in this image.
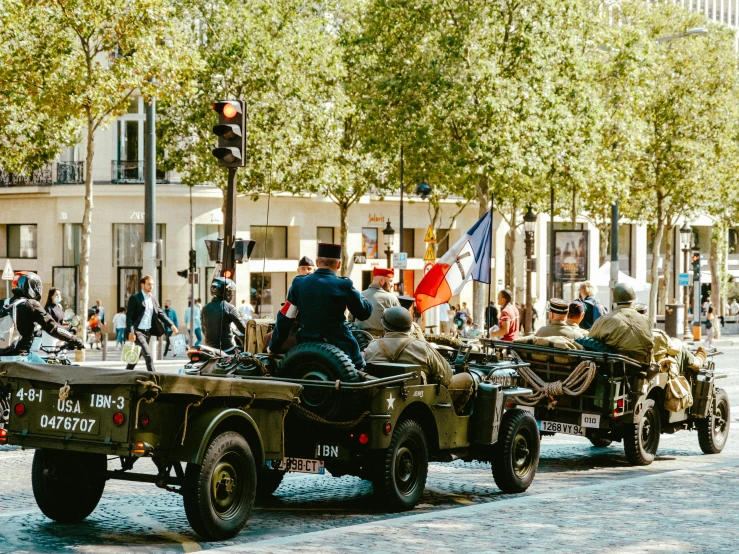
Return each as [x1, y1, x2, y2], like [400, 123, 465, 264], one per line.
[618, 224, 632, 276]
[7, 224, 37, 258]
[317, 226, 334, 244]
[362, 227, 379, 259]
[250, 226, 287, 259]
[436, 229, 450, 258]
[195, 224, 219, 267]
[63, 223, 81, 266]
[113, 223, 164, 266]
[402, 228, 415, 258]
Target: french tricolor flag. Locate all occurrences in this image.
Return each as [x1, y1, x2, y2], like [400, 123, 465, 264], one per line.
[415, 211, 492, 313]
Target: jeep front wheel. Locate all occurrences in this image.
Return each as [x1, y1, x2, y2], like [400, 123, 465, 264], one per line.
[623, 398, 661, 465]
[373, 419, 428, 511]
[698, 388, 730, 454]
[183, 431, 257, 540]
[491, 409, 540, 493]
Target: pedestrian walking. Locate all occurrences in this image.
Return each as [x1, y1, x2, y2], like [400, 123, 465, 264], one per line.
[238, 299, 253, 322]
[705, 306, 715, 347]
[88, 310, 102, 350]
[489, 289, 519, 341]
[162, 300, 179, 357]
[95, 300, 105, 327]
[125, 275, 178, 372]
[439, 302, 451, 335]
[185, 300, 202, 346]
[112, 307, 127, 349]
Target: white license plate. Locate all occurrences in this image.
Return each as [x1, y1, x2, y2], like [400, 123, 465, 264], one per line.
[538, 420, 585, 436]
[267, 457, 325, 474]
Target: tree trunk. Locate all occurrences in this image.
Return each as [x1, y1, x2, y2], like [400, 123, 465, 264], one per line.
[710, 223, 724, 339]
[659, 224, 673, 314]
[599, 221, 610, 268]
[339, 201, 349, 277]
[77, 118, 95, 359]
[504, 208, 518, 303]
[649, 221, 664, 326]
[473, 175, 489, 326]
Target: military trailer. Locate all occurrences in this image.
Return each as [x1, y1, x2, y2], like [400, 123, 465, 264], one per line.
[248, 341, 541, 509]
[493, 341, 730, 465]
[0, 362, 302, 540]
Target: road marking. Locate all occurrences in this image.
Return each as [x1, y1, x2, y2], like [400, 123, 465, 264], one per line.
[115, 504, 201, 552]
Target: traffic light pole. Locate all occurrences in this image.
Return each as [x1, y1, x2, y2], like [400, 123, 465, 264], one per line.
[143, 96, 158, 290]
[222, 167, 237, 280]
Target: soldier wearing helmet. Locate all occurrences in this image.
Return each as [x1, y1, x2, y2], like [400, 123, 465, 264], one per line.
[588, 283, 654, 363]
[201, 276, 246, 353]
[0, 272, 83, 362]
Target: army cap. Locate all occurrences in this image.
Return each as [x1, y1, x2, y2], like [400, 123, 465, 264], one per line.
[633, 303, 648, 315]
[568, 300, 585, 318]
[317, 243, 342, 259]
[397, 296, 415, 309]
[298, 256, 315, 267]
[548, 298, 569, 315]
[381, 306, 413, 332]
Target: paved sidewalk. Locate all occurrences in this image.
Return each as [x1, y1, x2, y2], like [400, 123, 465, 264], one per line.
[212, 456, 739, 554]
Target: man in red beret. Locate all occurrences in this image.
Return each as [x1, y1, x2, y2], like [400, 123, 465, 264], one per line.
[354, 267, 401, 338]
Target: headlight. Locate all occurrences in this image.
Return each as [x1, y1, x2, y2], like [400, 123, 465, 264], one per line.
[488, 368, 519, 388]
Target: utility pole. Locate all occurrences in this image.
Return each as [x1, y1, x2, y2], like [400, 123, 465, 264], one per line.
[143, 96, 158, 288]
[222, 168, 237, 278]
[398, 145, 404, 295]
[609, 201, 619, 309]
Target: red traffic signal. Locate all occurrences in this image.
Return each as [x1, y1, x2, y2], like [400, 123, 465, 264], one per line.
[212, 101, 241, 119]
[212, 100, 246, 168]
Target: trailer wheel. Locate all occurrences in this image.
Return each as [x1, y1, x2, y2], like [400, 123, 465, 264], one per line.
[698, 388, 730, 454]
[277, 342, 359, 419]
[183, 431, 256, 541]
[373, 419, 428, 511]
[623, 398, 661, 465]
[588, 435, 612, 448]
[491, 410, 540, 493]
[255, 467, 285, 500]
[32, 449, 106, 523]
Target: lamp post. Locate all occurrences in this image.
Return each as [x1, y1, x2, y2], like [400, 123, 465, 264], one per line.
[383, 220, 395, 268]
[524, 206, 537, 334]
[680, 223, 692, 340]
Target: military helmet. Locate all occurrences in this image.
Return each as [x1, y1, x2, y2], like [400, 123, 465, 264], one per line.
[613, 283, 636, 305]
[12, 271, 42, 300]
[210, 277, 236, 303]
[381, 306, 412, 332]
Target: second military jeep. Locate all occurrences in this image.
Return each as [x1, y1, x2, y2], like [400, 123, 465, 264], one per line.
[253, 341, 541, 509]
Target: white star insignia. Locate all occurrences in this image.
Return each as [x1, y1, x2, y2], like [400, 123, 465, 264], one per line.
[386, 393, 395, 411]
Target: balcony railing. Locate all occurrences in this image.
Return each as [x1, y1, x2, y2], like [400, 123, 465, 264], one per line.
[0, 165, 52, 186]
[112, 160, 169, 184]
[57, 161, 84, 184]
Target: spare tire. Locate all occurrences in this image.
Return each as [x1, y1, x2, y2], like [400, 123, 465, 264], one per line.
[346, 322, 373, 352]
[277, 342, 360, 420]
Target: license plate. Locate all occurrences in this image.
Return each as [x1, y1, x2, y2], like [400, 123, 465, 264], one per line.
[266, 457, 325, 474]
[537, 420, 585, 436]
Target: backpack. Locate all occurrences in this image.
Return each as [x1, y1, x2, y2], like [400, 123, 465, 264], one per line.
[0, 298, 25, 355]
[89, 314, 100, 328]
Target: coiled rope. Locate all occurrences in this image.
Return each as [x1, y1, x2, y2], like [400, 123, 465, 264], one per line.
[291, 403, 371, 429]
[514, 360, 597, 407]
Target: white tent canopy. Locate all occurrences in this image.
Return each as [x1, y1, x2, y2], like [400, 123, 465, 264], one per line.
[591, 262, 651, 308]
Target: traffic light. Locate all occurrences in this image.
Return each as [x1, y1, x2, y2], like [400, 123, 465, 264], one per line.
[189, 249, 196, 270]
[233, 239, 256, 264]
[692, 251, 701, 280]
[212, 100, 246, 168]
[205, 239, 224, 263]
[222, 269, 234, 280]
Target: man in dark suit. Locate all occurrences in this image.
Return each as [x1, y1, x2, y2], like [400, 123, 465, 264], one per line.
[126, 275, 178, 371]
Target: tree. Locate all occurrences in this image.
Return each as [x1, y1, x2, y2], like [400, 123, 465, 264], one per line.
[6, 0, 197, 352]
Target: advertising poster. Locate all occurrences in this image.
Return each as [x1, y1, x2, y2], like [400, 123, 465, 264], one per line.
[554, 230, 589, 282]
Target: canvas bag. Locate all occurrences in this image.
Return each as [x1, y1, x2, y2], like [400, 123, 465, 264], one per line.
[665, 375, 693, 412]
[171, 333, 187, 357]
[121, 341, 141, 364]
[0, 299, 24, 355]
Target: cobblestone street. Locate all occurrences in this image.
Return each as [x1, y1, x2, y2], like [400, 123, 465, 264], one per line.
[0, 347, 736, 554]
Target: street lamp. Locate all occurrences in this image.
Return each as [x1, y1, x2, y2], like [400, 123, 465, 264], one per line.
[383, 220, 395, 268]
[523, 206, 537, 334]
[680, 222, 693, 340]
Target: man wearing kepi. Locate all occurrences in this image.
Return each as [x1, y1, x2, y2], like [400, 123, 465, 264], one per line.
[588, 283, 653, 363]
[355, 267, 400, 338]
[535, 298, 584, 340]
[268, 243, 373, 368]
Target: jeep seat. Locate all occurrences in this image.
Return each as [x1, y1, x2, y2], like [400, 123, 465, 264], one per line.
[365, 362, 423, 385]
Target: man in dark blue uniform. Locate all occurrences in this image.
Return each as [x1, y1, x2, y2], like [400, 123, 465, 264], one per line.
[268, 243, 372, 368]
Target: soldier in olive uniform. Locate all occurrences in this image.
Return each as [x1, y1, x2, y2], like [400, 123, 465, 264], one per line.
[268, 243, 373, 368]
[535, 298, 585, 340]
[354, 267, 400, 338]
[588, 284, 654, 363]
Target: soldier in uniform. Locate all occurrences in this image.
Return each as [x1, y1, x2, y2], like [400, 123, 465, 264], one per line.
[535, 298, 585, 340]
[268, 243, 373, 368]
[588, 283, 654, 363]
[566, 300, 587, 332]
[364, 306, 474, 413]
[354, 267, 400, 338]
[297, 256, 315, 276]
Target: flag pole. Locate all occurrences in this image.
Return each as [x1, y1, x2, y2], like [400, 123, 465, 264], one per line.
[487, 192, 494, 338]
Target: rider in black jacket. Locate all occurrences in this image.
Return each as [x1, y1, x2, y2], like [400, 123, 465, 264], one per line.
[1, 272, 83, 362]
[201, 277, 246, 353]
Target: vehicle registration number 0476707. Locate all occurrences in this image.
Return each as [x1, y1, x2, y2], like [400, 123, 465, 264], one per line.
[266, 457, 325, 474]
[538, 420, 585, 436]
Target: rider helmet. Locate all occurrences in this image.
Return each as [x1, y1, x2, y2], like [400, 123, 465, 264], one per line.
[210, 277, 236, 303]
[381, 306, 413, 333]
[613, 283, 636, 305]
[11, 271, 42, 300]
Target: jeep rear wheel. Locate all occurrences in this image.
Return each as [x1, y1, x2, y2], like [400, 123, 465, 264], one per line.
[373, 419, 428, 511]
[491, 409, 540, 493]
[623, 398, 661, 465]
[698, 388, 730, 454]
[183, 431, 256, 541]
[32, 449, 106, 523]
